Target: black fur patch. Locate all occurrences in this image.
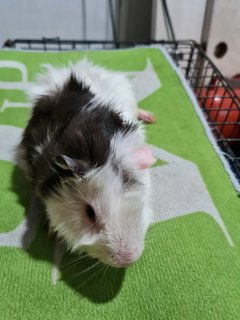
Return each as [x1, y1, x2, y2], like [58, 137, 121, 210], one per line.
[112, 159, 138, 187]
[21, 74, 138, 198]
[121, 169, 138, 187]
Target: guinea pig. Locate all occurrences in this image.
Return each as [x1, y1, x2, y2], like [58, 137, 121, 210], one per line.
[19, 59, 156, 268]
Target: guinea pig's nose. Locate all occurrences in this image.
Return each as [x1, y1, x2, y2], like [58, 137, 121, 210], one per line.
[113, 250, 137, 268]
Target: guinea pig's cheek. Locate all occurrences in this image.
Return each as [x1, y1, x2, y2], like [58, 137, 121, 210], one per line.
[72, 233, 99, 251]
[78, 243, 110, 264]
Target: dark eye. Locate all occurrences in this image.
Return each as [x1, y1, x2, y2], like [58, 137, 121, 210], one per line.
[86, 204, 96, 222]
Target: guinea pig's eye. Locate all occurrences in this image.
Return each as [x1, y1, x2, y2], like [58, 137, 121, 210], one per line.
[86, 204, 96, 222]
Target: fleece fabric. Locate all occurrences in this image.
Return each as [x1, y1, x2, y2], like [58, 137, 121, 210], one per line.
[0, 48, 240, 320]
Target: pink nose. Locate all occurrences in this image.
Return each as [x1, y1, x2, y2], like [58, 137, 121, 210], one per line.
[113, 250, 136, 268]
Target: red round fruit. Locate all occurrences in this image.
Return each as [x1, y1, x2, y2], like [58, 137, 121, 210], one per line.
[197, 87, 240, 140]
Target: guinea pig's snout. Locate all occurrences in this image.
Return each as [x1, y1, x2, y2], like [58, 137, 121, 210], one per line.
[111, 247, 143, 268]
[113, 251, 135, 268]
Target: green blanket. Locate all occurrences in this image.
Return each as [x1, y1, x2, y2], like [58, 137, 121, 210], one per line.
[1, 48, 240, 320]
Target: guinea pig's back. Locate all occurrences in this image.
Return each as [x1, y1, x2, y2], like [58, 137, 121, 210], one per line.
[27, 59, 138, 123]
[72, 60, 138, 121]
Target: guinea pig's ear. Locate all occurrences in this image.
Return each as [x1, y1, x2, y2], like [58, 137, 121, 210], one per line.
[54, 155, 78, 172]
[130, 146, 156, 170]
[54, 154, 88, 175]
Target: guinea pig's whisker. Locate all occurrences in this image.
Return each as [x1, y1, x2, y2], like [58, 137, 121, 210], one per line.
[72, 260, 102, 278]
[99, 263, 107, 275]
[73, 261, 101, 285]
[102, 264, 110, 282]
[100, 264, 108, 275]
[62, 259, 90, 271]
[61, 254, 90, 269]
[75, 265, 104, 289]
[72, 262, 97, 278]
[62, 257, 97, 272]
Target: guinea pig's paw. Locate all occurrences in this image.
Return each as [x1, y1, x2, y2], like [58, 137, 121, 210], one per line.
[137, 109, 156, 124]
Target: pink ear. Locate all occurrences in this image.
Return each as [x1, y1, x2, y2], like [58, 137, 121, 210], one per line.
[130, 146, 157, 170]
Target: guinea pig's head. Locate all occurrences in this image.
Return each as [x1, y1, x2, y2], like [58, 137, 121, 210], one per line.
[44, 145, 155, 268]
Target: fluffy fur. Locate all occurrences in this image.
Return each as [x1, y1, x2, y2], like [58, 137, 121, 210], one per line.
[20, 60, 152, 267]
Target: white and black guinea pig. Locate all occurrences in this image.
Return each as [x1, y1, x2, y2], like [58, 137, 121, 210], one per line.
[19, 60, 156, 268]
